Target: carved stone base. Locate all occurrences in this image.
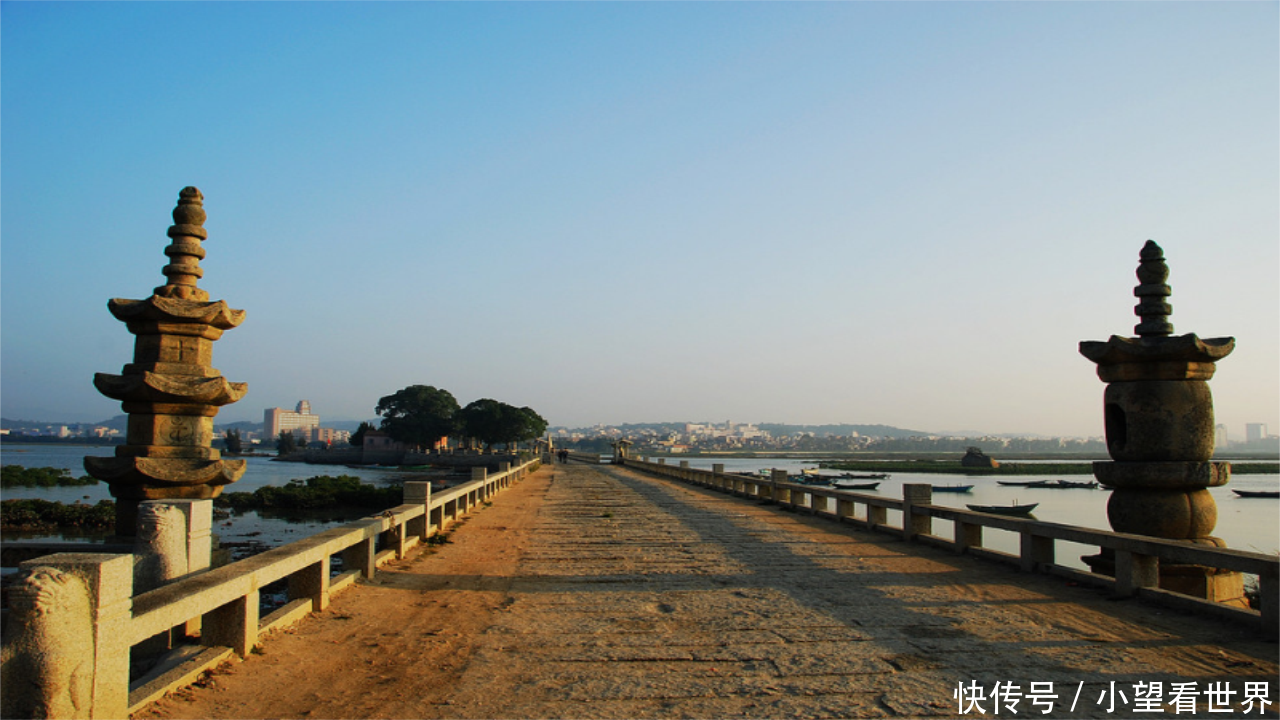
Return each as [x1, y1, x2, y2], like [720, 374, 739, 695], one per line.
[1082, 549, 1247, 607]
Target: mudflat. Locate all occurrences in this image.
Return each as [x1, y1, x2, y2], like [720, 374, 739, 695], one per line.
[140, 462, 1278, 719]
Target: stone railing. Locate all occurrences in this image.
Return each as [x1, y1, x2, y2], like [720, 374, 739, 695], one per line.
[564, 451, 604, 464]
[1, 458, 540, 719]
[621, 458, 1278, 639]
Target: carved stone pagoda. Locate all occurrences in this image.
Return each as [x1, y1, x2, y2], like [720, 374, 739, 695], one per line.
[1079, 240, 1242, 603]
[85, 187, 247, 536]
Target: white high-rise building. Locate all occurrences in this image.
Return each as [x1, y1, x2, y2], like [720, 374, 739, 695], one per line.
[1245, 423, 1268, 443]
[265, 400, 320, 439]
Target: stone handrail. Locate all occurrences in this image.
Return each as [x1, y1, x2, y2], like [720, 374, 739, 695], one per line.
[621, 457, 1278, 639]
[4, 458, 540, 719]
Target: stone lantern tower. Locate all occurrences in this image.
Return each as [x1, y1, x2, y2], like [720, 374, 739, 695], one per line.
[85, 187, 248, 536]
[612, 438, 633, 464]
[1079, 240, 1241, 602]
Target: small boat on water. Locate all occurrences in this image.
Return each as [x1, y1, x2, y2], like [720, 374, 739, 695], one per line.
[967, 502, 1038, 516]
[1233, 489, 1280, 498]
[932, 484, 974, 493]
[832, 481, 881, 490]
[996, 479, 1098, 489]
[839, 472, 890, 480]
[1037, 479, 1098, 489]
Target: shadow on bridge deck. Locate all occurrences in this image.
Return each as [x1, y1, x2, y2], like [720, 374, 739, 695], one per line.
[141, 462, 1278, 720]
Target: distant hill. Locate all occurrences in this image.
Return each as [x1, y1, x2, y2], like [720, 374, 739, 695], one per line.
[549, 422, 930, 438]
[320, 419, 380, 433]
[758, 423, 929, 438]
[2, 415, 130, 431]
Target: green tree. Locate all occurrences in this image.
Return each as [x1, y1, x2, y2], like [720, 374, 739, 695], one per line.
[512, 406, 548, 448]
[223, 428, 243, 455]
[375, 385, 459, 450]
[276, 431, 298, 456]
[458, 398, 507, 449]
[349, 421, 377, 447]
[458, 400, 548, 449]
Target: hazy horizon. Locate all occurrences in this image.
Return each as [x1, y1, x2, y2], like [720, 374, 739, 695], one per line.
[3, 3, 1277, 439]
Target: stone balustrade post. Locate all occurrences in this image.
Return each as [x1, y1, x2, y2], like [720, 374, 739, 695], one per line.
[1114, 549, 1159, 597]
[288, 555, 332, 612]
[5, 554, 134, 720]
[868, 504, 888, 528]
[811, 492, 830, 515]
[159, 499, 213, 574]
[404, 481, 431, 540]
[955, 520, 983, 554]
[203, 591, 259, 657]
[901, 484, 933, 540]
[1020, 532, 1055, 572]
[770, 469, 789, 503]
[1261, 571, 1279, 638]
[341, 534, 376, 580]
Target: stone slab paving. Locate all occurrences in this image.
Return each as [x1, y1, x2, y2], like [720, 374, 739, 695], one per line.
[144, 461, 1278, 720]
[426, 463, 1277, 719]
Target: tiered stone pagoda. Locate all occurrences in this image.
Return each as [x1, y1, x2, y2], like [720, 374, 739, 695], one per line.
[1079, 240, 1241, 602]
[85, 187, 247, 536]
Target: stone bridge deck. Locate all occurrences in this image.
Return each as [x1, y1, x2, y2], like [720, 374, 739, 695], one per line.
[143, 462, 1278, 719]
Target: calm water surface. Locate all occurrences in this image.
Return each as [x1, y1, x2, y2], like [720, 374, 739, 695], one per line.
[0, 444, 441, 551]
[4, 446, 1277, 570]
[656, 456, 1280, 566]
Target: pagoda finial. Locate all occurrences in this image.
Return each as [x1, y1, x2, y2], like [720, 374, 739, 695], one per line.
[155, 186, 210, 301]
[1133, 239, 1172, 337]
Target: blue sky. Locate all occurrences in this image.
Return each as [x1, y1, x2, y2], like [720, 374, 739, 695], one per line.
[2, 2, 1277, 438]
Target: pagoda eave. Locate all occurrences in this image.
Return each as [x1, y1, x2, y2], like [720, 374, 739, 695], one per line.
[107, 296, 245, 329]
[93, 372, 247, 406]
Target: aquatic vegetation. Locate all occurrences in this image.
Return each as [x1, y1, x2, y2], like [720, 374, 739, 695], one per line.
[216, 474, 402, 511]
[1, 498, 115, 530]
[1, 465, 99, 488]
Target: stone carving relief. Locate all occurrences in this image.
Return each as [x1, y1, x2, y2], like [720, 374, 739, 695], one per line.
[0, 567, 94, 719]
[134, 502, 190, 592]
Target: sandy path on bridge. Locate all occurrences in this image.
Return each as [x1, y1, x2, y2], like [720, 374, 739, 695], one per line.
[140, 462, 1278, 719]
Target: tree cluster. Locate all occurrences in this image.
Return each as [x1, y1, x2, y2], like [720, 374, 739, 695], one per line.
[372, 385, 548, 451]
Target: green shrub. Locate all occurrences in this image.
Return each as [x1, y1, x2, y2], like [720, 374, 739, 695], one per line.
[1, 498, 115, 530]
[1, 465, 99, 487]
[214, 475, 402, 511]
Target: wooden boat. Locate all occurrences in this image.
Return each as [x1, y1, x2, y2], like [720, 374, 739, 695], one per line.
[931, 484, 974, 493]
[1036, 479, 1098, 489]
[1232, 489, 1280, 498]
[832, 481, 881, 490]
[996, 479, 1098, 489]
[967, 502, 1038, 516]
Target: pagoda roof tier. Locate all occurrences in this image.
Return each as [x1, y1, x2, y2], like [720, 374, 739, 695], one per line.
[84, 456, 246, 491]
[93, 371, 247, 406]
[1078, 334, 1234, 382]
[107, 295, 245, 329]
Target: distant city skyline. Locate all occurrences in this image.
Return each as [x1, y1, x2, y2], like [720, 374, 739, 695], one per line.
[2, 3, 1277, 439]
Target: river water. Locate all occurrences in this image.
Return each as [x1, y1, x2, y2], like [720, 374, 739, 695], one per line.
[0, 444, 449, 553]
[644, 456, 1280, 567]
[4, 445, 1277, 571]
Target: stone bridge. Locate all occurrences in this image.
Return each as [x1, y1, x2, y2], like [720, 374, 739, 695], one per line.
[3, 189, 1276, 719]
[119, 460, 1275, 719]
